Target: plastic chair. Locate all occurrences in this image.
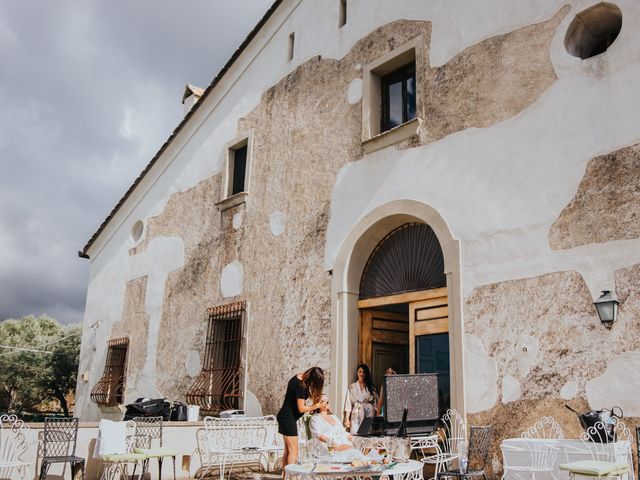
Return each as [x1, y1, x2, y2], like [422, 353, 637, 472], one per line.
[501, 416, 564, 480]
[39, 418, 85, 480]
[560, 419, 634, 480]
[133, 416, 177, 480]
[423, 409, 467, 476]
[437, 426, 492, 480]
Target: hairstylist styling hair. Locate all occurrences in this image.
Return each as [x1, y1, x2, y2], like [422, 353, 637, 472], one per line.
[276, 367, 325, 474]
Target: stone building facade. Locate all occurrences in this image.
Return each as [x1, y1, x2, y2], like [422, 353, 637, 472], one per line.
[77, 0, 639, 475]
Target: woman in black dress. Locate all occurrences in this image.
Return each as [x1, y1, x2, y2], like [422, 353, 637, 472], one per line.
[277, 366, 325, 472]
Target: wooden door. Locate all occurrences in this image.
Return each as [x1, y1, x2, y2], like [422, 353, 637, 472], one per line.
[359, 310, 408, 384]
[371, 342, 408, 393]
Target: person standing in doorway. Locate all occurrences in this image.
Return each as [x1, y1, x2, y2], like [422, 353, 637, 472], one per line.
[276, 367, 325, 474]
[343, 364, 378, 434]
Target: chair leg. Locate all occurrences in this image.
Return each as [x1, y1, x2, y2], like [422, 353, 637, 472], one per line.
[39, 461, 50, 480]
[172, 456, 177, 480]
[158, 457, 164, 480]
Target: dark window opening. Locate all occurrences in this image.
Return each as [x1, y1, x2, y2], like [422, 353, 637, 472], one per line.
[90, 337, 129, 406]
[186, 301, 245, 414]
[231, 145, 247, 196]
[381, 62, 416, 133]
[564, 2, 622, 59]
[339, 0, 347, 28]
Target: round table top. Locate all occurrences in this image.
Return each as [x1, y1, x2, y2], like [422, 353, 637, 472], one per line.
[285, 459, 423, 478]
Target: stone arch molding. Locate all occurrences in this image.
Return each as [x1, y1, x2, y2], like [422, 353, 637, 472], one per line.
[329, 199, 465, 417]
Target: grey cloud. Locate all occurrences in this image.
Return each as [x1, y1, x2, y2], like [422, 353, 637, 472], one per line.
[0, 0, 274, 324]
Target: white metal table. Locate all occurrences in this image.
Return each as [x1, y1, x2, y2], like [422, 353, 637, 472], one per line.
[285, 459, 424, 480]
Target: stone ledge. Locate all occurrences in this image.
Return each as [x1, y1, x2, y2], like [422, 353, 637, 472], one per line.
[361, 118, 420, 154]
[216, 192, 248, 212]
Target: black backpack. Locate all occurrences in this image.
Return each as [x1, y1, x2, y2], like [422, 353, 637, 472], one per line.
[123, 398, 171, 421]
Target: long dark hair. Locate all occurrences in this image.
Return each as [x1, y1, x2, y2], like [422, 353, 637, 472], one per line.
[356, 363, 376, 395]
[302, 366, 324, 404]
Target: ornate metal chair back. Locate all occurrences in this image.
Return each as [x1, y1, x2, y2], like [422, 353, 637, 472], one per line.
[441, 409, 467, 458]
[520, 416, 564, 472]
[580, 419, 634, 478]
[133, 417, 163, 449]
[0, 414, 29, 478]
[42, 417, 79, 459]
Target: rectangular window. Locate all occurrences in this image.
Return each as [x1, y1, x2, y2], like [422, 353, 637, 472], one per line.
[90, 337, 129, 406]
[288, 32, 295, 61]
[339, 0, 347, 27]
[231, 145, 247, 195]
[381, 62, 416, 132]
[186, 301, 246, 414]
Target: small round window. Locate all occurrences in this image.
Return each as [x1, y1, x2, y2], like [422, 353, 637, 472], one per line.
[130, 220, 144, 244]
[564, 2, 622, 59]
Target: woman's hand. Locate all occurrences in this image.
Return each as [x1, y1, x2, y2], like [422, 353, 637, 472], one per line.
[336, 444, 352, 452]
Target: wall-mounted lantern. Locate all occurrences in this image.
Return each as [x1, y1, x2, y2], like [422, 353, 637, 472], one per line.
[593, 290, 619, 328]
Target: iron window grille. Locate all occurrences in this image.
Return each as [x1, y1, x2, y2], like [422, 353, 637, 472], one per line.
[90, 337, 129, 406]
[186, 301, 245, 414]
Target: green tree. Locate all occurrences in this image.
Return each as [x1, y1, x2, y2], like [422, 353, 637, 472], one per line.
[43, 324, 81, 415]
[0, 315, 80, 415]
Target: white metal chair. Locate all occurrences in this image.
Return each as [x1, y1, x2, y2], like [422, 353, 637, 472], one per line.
[560, 419, 634, 480]
[422, 409, 467, 476]
[501, 416, 564, 480]
[97, 420, 148, 480]
[200, 415, 283, 479]
[411, 434, 441, 479]
[0, 414, 30, 480]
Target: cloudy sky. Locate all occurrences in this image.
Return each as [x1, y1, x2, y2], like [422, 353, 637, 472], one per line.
[0, 0, 273, 325]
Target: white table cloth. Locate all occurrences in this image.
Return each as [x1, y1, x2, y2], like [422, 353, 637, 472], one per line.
[285, 459, 424, 479]
[501, 438, 631, 480]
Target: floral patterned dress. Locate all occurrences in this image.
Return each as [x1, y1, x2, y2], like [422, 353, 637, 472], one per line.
[343, 382, 378, 434]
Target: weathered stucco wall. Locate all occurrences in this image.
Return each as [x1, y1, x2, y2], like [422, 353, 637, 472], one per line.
[550, 142, 640, 249]
[78, 2, 640, 468]
[464, 267, 640, 476]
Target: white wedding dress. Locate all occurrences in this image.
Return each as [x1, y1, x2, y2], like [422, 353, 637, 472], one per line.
[309, 414, 368, 463]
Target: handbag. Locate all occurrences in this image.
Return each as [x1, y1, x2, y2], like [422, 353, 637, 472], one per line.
[123, 398, 171, 421]
[170, 401, 189, 421]
[565, 404, 623, 443]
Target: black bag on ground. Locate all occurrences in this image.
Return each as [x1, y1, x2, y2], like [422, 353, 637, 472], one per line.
[170, 401, 188, 421]
[124, 398, 171, 421]
[565, 404, 623, 443]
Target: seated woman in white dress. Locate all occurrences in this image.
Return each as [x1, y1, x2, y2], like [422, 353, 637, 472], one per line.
[309, 395, 368, 463]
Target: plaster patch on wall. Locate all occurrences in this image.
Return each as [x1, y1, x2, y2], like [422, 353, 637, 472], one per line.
[560, 380, 578, 400]
[347, 78, 363, 105]
[185, 350, 201, 378]
[550, 142, 640, 250]
[516, 335, 539, 377]
[220, 261, 243, 298]
[232, 212, 243, 230]
[269, 210, 286, 237]
[502, 374, 521, 403]
[465, 334, 498, 413]
[585, 351, 640, 417]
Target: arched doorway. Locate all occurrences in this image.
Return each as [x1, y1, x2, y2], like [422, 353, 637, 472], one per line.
[330, 200, 464, 417]
[358, 222, 450, 411]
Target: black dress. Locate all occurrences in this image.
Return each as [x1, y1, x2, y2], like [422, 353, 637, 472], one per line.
[276, 375, 308, 436]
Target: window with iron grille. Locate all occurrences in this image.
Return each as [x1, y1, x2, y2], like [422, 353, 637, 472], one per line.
[186, 301, 245, 414]
[90, 337, 129, 406]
